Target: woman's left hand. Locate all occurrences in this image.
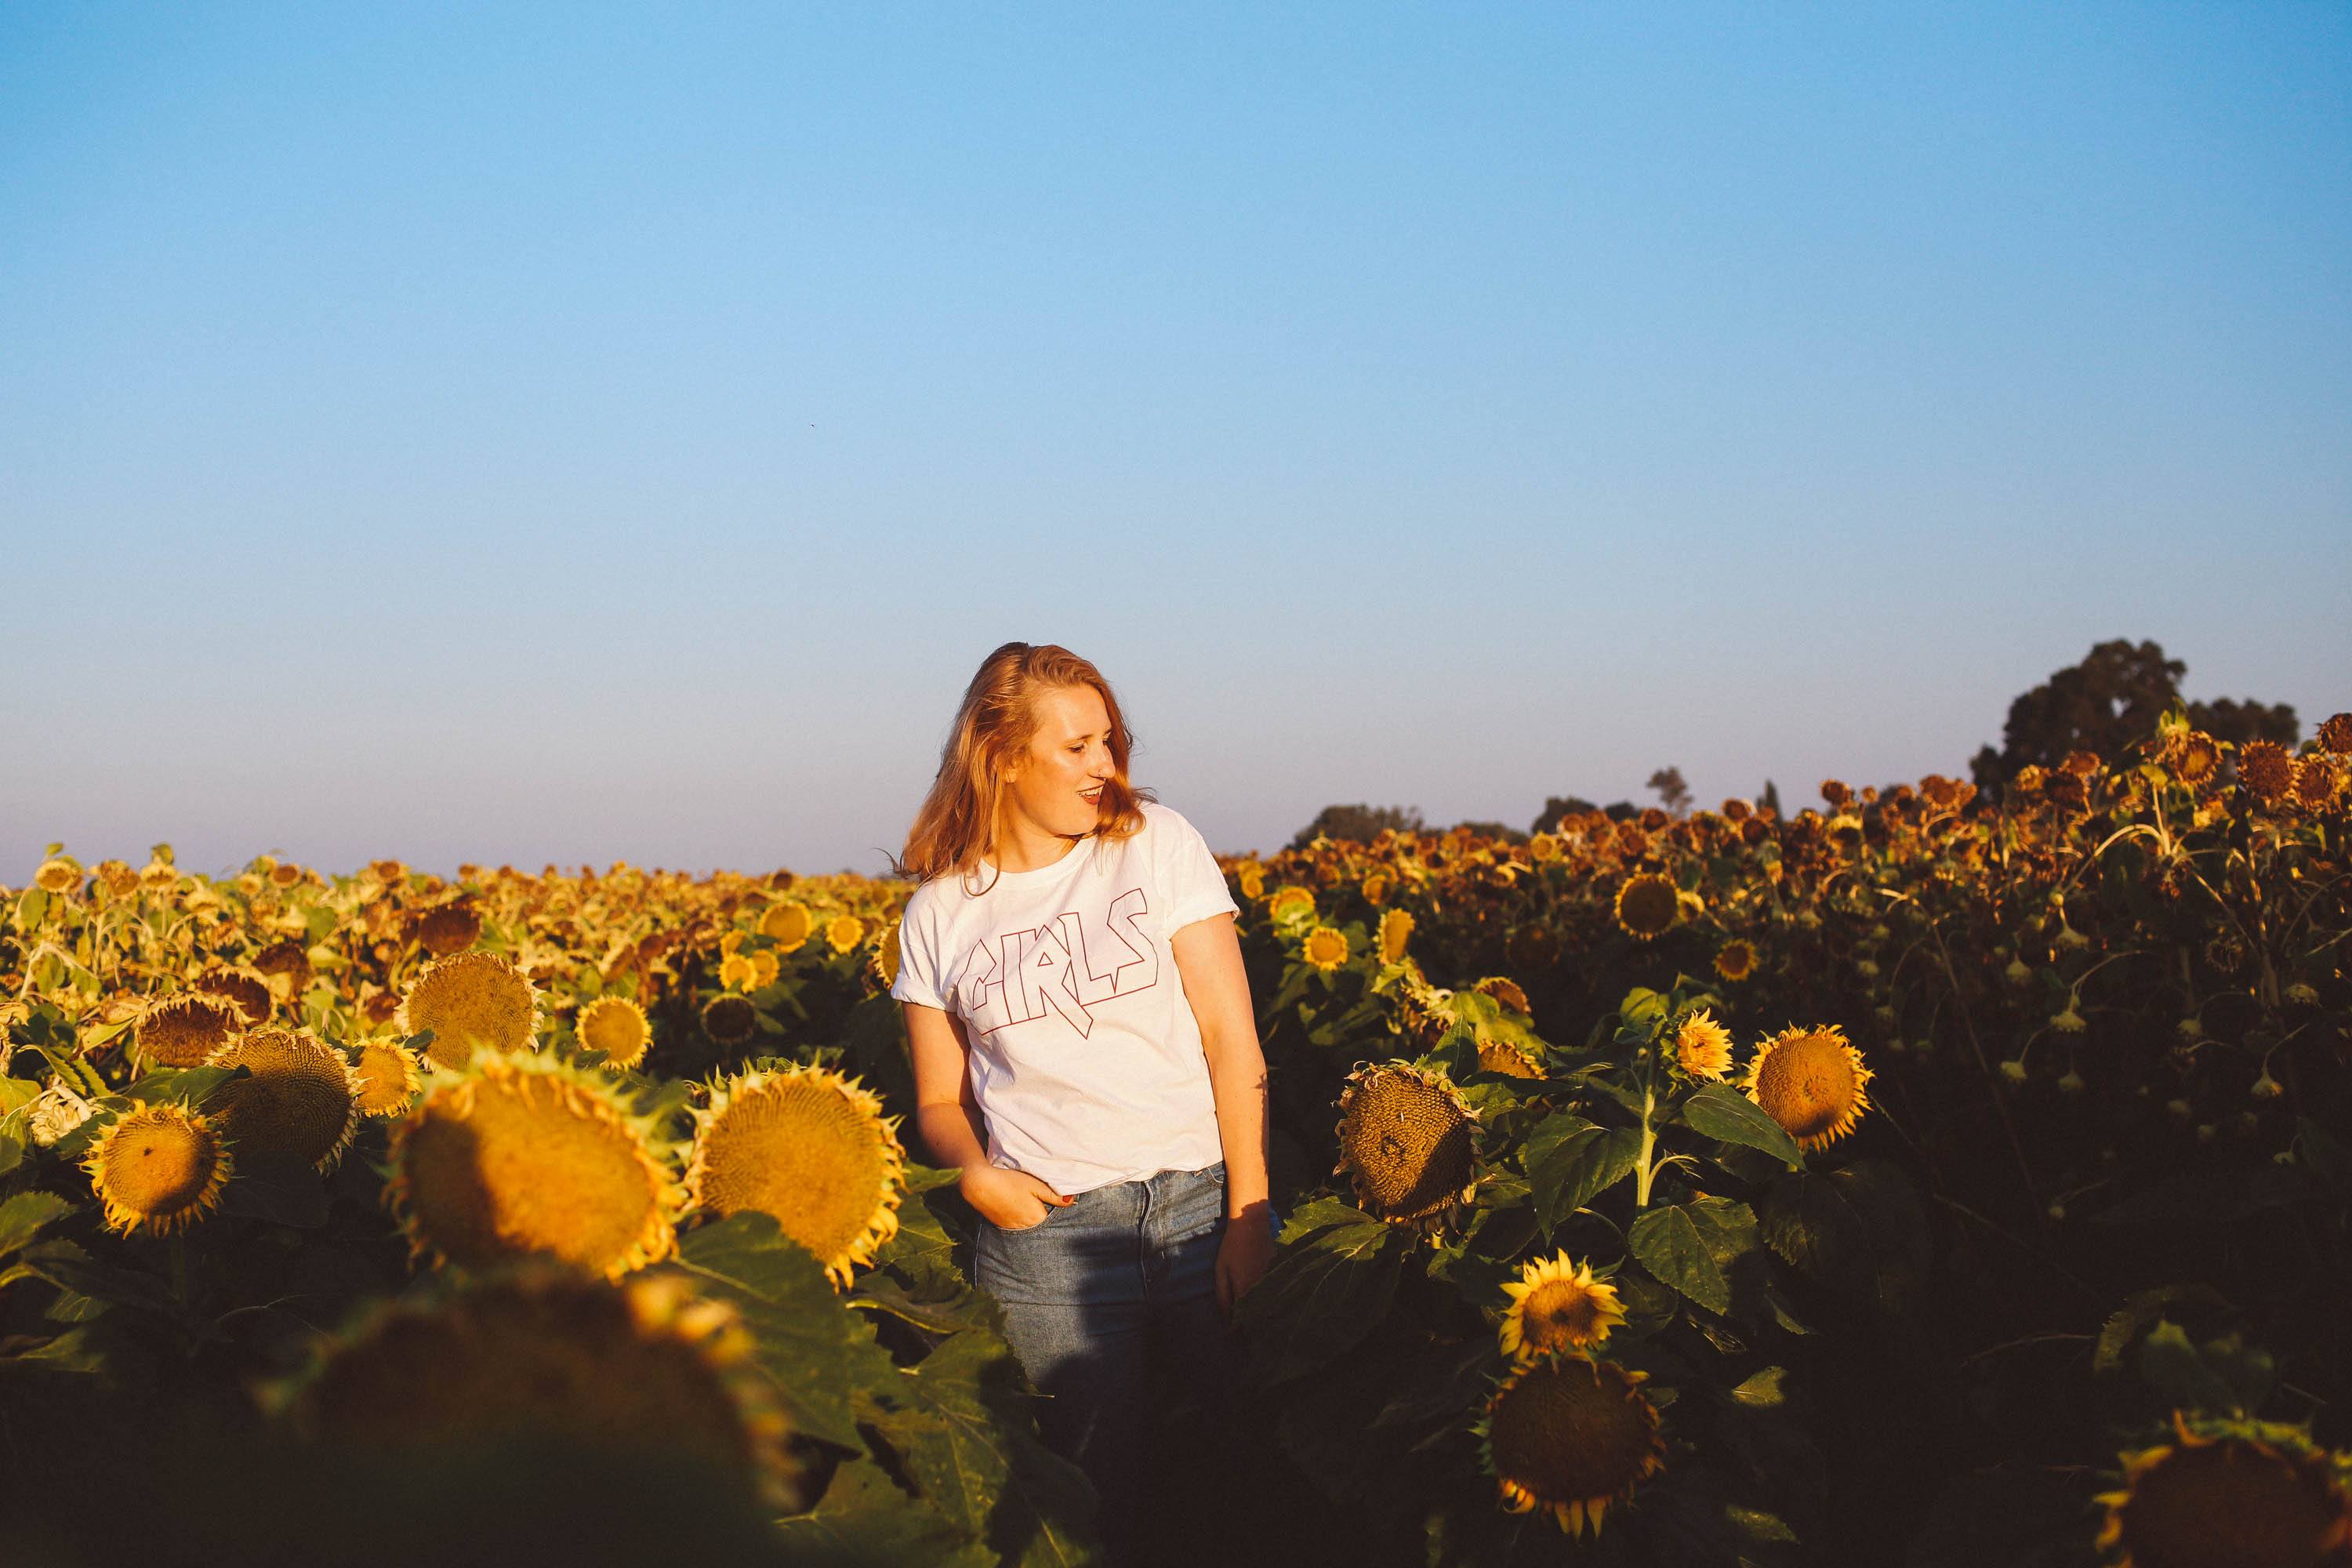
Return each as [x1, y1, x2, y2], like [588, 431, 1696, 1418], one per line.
[1215, 1200, 1279, 1319]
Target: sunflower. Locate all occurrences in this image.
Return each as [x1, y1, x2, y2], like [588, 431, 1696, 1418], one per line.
[268, 862, 305, 889]
[205, 1024, 365, 1172]
[1713, 938, 1758, 983]
[1333, 1061, 1479, 1230]
[1743, 1025, 1872, 1151]
[415, 901, 484, 958]
[283, 1268, 800, 1512]
[2095, 1412, 2352, 1568]
[1475, 1353, 1666, 1537]
[1237, 862, 1266, 901]
[192, 964, 273, 1026]
[2238, 739, 2297, 804]
[1377, 908, 1415, 965]
[138, 855, 181, 894]
[33, 858, 80, 895]
[1268, 887, 1316, 924]
[2292, 757, 2341, 811]
[2320, 713, 2352, 757]
[1672, 1010, 1734, 1081]
[400, 950, 541, 1070]
[1302, 925, 1349, 973]
[386, 1051, 681, 1279]
[352, 1037, 424, 1117]
[1613, 874, 1679, 941]
[685, 1063, 909, 1289]
[249, 938, 314, 1000]
[1475, 976, 1530, 1016]
[82, 1102, 233, 1237]
[750, 948, 782, 989]
[133, 992, 245, 1069]
[759, 902, 813, 952]
[824, 913, 865, 955]
[867, 920, 900, 990]
[95, 860, 141, 900]
[576, 995, 653, 1071]
[2172, 731, 2221, 788]
[1498, 1254, 1627, 1361]
[717, 953, 758, 993]
[1528, 831, 1563, 864]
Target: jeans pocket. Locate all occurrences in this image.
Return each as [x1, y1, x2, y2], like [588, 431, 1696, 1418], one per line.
[993, 1203, 1063, 1234]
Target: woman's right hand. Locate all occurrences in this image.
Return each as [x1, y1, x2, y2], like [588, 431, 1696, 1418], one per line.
[960, 1163, 1073, 1229]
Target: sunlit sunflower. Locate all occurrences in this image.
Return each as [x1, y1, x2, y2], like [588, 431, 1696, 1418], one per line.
[2096, 1411, 2352, 1568]
[2172, 731, 2222, 789]
[718, 953, 757, 993]
[1613, 874, 1679, 941]
[686, 1062, 908, 1289]
[1673, 1010, 1734, 1081]
[1334, 1060, 1479, 1231]
[133, 992, 244, 1069]
[33, 858, 80, 895]
[192, 964, 273, 1027]
[1302, 925, 1349, 972]
[205, 1024, 365, 1172]
[1498, 1253, 1627, 1361]
[2238, 739, 2296, 804]
[1475, 976, 1530, 1015]
[750, 948, 782, 989]
[1237, 862, 1266, 901]
[386, 1051, 681, 1279]
[82, 1102, 233, 1237]
[1359, 872, 1391, 906]
[1377, 908, 1415, 965]
[824, 914, 865, 954]
[1268, 887, 1316, 924]
[1528, 832, 1563, 864]
[352, 1037, 424, 1117]
[2320, 713, 2352, 757]
[138, 854, 181, 894]
[400, 950, 541, 1070]
[1743, 1025, 1873, 1150]
[1475, 1353, 1666, 1537]
[866, 920, 900, 990]
[759, 902, 813, 953]
[576, 995, 653, 1071]
[282, 1267, 801, 1512]
[1713, 938, 1759, 983]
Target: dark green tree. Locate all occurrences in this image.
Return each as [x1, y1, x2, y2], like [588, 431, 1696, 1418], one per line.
[1530, 796, 1598, 834]
[2187, 695, 2299, 750]
[1972, 639, 2299, 786]
[1646, 767, 1693, 816]
[1288, 803, 1425, 850]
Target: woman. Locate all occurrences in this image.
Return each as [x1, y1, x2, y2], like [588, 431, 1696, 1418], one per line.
[890, 641, 1279, 1562]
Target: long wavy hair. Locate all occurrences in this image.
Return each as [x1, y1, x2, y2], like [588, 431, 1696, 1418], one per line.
[896, 642, 1154, 891]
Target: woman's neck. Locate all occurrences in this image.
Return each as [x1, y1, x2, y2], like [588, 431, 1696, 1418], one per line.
[988, 808, 1083, 874]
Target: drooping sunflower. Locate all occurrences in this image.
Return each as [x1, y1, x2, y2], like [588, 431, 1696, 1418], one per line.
[133, 992, 245, 1069]
[2237, 739, 2297, 805]
[1360, 872, 1392, 906]
[400, 950, 541, 1070]
[249, 938, 314, 1000]
[685, 1063, 908, 1289]
[758, 901, 813, 953]
[34, 858, 81, 895]
[2172, 731, 2222, 789]
[1613, 874, 1679, 942]
[867, 920, 901, 990]
[1475, 1353, 1666, 1537]
[386, 1051, 681, 1279]
[1498, 1254, 1628, 1361]
[576, 995, 653, 1070]
[352, 1037, 424, 1118]
[205, 1025, 365, 1172]
[1475, 976, 1530, 1016]
[1333, 1061, 1479, 1230]
[192, 964, 273, 1027]
[700, 993, 759, 1047]
[1713, 938, 1759, 983]
[2320, 713, 2352, 757]
[95, 859, 141, 900]
[1672, 1010, 1734, 1081]
[2095, 1411, 2352, 1568]
[823, 914, 865, 955]
[138, 855, 181, 894]
[1743, 1024, 1873, 1151]
[282, 1268, 801, 1512]
[2293, 757, 2343, 811]
[1302, 925, 1349, 973]
[414, 901, 484, 958]
[1268, 886, 1316, 924]
[82, 1102, 233, 1237]
[1377, 907, 1415, 965]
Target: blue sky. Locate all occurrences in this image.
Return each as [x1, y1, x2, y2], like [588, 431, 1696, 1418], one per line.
[4, 2, 2347, 880]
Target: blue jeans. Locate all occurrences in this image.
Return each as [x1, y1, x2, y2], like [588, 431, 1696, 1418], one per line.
[972, 1160, 1278, 1562]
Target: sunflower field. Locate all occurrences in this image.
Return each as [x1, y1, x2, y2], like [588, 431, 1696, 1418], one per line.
[3, 706, 2349, 1566]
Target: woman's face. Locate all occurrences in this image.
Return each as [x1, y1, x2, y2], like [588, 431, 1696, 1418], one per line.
[1001, 683, 1116, 840]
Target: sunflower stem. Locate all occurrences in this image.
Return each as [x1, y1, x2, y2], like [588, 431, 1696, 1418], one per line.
[1633, 1033, 1660, 1210]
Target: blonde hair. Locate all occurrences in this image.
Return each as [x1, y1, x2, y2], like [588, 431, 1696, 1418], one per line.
[897, 643, 1153, 891]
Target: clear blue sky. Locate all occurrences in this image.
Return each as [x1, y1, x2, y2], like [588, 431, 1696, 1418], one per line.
[4, 3, 2347, 881]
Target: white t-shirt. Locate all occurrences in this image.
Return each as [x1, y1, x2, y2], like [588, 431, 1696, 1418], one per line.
[891, 800, 1241, 1195]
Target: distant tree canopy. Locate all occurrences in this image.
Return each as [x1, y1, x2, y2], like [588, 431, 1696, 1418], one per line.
[1453, 820, 1530, 846]
[1646, 767, 1693, 816]
[1971, 638, 2299, 786]
[1289, 804, 1425, 850]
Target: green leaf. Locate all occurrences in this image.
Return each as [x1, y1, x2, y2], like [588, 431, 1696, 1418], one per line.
[1628, 1203, 1730, 1317]
[1679, 1082, 1803, 1168]
[1730, 1366, 1788, 1408]
[1232, 1208, 1406, 1385]
[1524, 1116, 1640, 1232]
[1759, 1160, 1930, 1312]
[673, 1213, 902, 1451]
[0, 1192, 74, 1258]
[121, 1065, 245, 1108]
[776, 1457, 996, 1568]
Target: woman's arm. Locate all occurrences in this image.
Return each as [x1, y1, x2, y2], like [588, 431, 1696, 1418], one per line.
[902, 1000, 1071, 1226]
[1171, 913, 1278, 1312]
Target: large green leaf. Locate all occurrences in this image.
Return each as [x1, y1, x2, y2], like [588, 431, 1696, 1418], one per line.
[1524, 1116, 1640, 1232]
[673, 1214, 902, 1452]
[0, 1192, 74, 1260]
[1679, 1082, 1803, 1168]
[777, 1456, 997, 1568]
[1759, 1160, 1929, 1312]
[1232, 1207, 1406, 1385]
[1628, 1203, 1730, 1316]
